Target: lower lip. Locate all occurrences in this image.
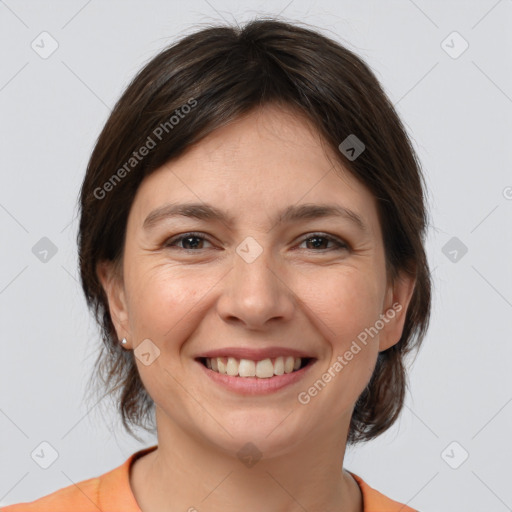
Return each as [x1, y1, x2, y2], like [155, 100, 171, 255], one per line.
[196, 359, 316, 395]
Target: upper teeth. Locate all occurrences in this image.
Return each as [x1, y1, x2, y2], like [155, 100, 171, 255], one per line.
[205, 356, 302, 378]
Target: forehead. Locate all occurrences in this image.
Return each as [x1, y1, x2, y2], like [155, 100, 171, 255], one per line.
[129, 104, 380, 235]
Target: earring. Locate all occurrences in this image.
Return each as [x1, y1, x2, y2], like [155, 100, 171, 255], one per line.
[120, 338, 127, 346]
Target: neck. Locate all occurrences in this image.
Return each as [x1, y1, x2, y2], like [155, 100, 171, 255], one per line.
[130, 408, 362, 512]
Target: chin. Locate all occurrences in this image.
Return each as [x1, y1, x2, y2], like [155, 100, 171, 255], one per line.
[202, 409, 306, 461]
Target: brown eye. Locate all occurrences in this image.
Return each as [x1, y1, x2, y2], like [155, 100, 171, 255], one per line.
[299, 234, 349, 251]
[164, 232, 213, 250]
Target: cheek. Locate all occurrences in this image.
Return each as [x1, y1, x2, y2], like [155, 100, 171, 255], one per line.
[125, 263, 219, 348]
[292, 266, 382, 412]
[124, 265, 220, 409]
[293, 264, 383, 347]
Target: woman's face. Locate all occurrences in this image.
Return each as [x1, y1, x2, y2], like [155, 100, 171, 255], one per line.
[100, 104, 414, 458]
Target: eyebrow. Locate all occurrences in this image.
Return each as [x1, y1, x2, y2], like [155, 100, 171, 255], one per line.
[142, 201, 368, 233]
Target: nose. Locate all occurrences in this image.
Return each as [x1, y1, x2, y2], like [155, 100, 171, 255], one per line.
[216, 244, 295, 330]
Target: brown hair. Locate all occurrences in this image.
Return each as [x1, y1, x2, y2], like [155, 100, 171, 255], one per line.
[78, 17, 431, 444]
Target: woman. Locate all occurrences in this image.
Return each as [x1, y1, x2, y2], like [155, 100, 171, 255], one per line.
[3, 18, 431, 512]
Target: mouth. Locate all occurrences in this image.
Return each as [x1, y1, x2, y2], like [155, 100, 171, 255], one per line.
[195, 356, 315, 378]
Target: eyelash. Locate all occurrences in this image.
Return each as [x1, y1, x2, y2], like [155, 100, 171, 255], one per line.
[163, 232, 349, 252]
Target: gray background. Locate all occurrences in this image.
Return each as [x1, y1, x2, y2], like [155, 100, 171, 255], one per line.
[1, 1, 511, 511]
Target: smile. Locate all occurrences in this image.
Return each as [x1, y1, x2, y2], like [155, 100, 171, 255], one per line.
[195, 355, 317, 395]
[199, 356, 312, 378]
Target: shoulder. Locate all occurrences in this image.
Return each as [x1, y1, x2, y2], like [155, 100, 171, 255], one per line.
[350, 472, 419, 512]
[1, 446, 158, 512]
[0, 475, 101, 512]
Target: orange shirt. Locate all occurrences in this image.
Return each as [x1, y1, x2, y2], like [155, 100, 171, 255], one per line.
[1, 445, 417, 512]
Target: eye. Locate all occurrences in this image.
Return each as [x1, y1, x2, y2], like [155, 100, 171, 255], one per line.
[164, 232, 213, 250]
[297, 233, 349, 251]
[163, 232, 349, 252]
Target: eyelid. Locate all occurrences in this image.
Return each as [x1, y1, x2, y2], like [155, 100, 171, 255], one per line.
[164, 231, 349, 251]
[296, 232, 350, 250]
[164, 231, 215, 249]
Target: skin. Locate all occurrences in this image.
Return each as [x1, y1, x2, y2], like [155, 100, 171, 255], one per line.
[98, 103, 416, 512]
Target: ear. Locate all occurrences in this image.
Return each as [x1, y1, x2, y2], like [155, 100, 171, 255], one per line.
[97, 260, 130, 348]
[378, 269, 416, 352]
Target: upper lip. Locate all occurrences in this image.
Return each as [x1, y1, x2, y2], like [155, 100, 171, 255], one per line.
[195, 347, 316, 360]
